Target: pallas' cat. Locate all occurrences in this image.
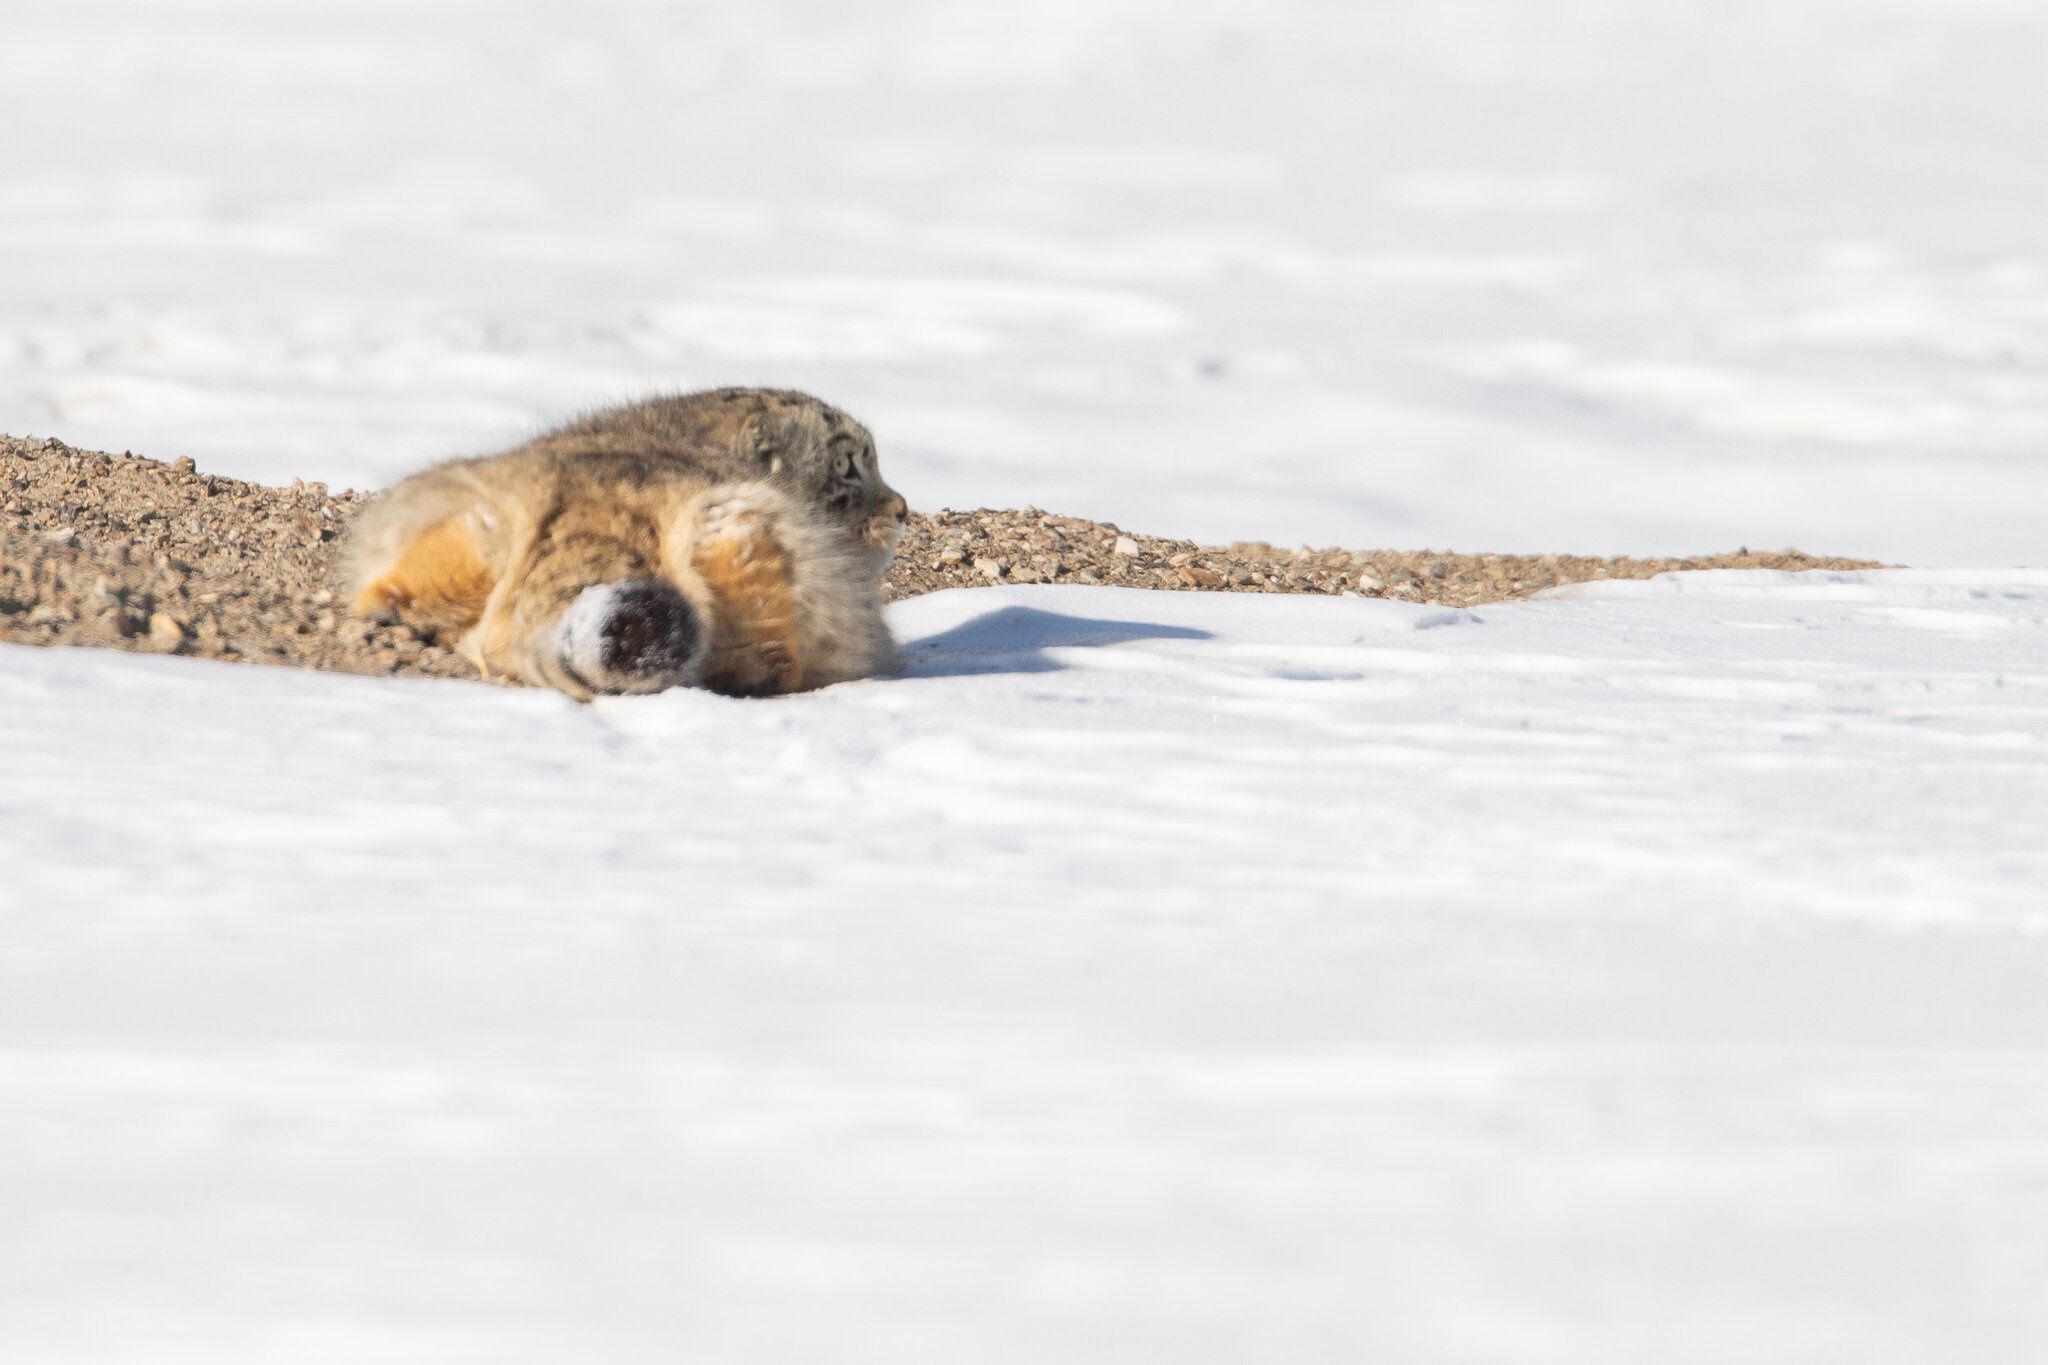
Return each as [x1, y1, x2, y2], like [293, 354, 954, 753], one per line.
[346, 389, 907, 700]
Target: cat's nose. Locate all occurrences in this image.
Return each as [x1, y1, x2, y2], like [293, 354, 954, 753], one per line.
[866, 492, 909, 552]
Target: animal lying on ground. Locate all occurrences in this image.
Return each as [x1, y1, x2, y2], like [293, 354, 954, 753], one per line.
[345, 389, 908, 699]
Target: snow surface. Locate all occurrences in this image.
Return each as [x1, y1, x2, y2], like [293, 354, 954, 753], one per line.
[7, 1, 2048, 1358]
[6, 574, 2048, 1360]
[4, 0, 2048, 562]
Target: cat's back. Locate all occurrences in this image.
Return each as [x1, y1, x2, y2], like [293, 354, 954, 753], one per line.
[516, 388, 811, 473]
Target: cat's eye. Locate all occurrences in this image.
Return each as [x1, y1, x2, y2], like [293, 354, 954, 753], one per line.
[833, 451, 854, 478]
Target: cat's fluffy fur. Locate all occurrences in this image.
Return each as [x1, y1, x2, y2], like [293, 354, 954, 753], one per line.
[344, 389, 907, 700]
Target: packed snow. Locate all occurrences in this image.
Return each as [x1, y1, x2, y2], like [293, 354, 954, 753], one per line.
[6, 575, 2048, 1361]
[4, 0, 2048, 562]
[5, 1, 2048, 1360]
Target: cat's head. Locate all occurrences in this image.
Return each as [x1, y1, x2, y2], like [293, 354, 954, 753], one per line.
[733, 391, 907, 572]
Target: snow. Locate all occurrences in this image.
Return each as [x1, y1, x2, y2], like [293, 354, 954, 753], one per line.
[4, 1, 2048, 562]
[6, 0, 2048, 1357]
[7, 575, 2048, 1360]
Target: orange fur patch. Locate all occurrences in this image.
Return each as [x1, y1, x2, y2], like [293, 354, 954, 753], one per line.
[354, 517, 494, 626]
[691, 508, 804, 695]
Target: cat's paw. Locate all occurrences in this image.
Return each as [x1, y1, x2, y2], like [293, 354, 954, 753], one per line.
[690, 495, 805, 697]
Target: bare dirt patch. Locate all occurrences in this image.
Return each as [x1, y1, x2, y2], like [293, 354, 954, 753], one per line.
[2, 434, 1885, 683]
[884, 510, 1882, 604]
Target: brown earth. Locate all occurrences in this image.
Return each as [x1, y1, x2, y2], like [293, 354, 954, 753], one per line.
[0, 433, 1886, 685]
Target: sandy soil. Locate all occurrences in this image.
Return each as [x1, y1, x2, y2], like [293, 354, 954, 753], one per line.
[0, 433, 1883, 684]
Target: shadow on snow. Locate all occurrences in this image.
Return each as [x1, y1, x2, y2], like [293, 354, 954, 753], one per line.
[898, 604, 1212, 678]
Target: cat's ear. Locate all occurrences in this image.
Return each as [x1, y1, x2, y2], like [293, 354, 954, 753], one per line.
[741, 414, 786, 475]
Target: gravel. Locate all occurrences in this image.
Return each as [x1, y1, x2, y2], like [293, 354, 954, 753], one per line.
[1, 434, 1885, 684]
[883, 505, 1882, 607]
